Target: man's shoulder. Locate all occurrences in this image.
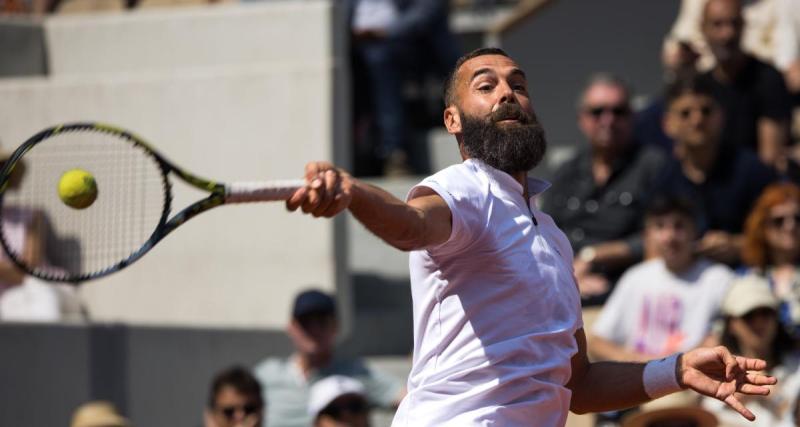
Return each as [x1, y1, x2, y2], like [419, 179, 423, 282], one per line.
[253, 356, 292, 380]
[552, 147, 590, 173]
[622, 258, 665, 279]
[413, 161, 488, 203]
[748, 55, 786, 81]
[694, 258, 734, 279]
[632, 143, 668, 165]
[325, 357, 371, 376]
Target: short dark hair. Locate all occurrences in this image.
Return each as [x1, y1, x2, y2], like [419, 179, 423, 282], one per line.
[443, 47, 511, 107]
[664, 72, 717, 108]
[576, 72, 631, 111]
[207, 366, 264, 409]
[644, 194, 696, 222]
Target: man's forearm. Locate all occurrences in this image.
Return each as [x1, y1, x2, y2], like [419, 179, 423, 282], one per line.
[348, 180, 450, 251]
[570, 360, 650, 414]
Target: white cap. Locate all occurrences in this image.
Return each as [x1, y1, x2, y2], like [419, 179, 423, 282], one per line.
[722, 275, 780, 317]
[307, 375, 366, 417]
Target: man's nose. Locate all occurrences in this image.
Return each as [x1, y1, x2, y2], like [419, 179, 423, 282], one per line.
[496, 81, 517, 105]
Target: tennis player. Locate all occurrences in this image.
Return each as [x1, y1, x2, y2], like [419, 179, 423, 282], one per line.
[287, 47, 777, 426]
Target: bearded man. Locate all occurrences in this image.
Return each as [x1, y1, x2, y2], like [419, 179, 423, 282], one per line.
[285, 48, 777, 426]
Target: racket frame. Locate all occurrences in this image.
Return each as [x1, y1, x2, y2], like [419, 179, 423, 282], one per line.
[0, 122, 235, 283]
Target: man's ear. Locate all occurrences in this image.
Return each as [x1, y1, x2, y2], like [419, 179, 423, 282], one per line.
[444, 106, 462, 134]
[662, 111, 677, 139]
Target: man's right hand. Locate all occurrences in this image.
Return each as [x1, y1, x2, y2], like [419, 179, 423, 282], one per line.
[286, 161, 353, 218]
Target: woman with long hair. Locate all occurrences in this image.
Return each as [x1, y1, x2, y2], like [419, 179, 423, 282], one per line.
[741, 182, 800, 336]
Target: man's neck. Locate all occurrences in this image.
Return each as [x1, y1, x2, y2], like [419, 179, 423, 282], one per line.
[292, 351, 332, 379]
[664, 256, 695, 275]
[675, 141, 719, 184]
[591, 146, 623, 186]
[511, 171, 529, 199]
[712, 53, 747, 84]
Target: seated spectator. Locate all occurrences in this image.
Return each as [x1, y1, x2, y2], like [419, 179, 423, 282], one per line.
[541, 73, 667, 306]
[204, 366, 264, 427]
[699, 0, 792, 169]
[741, 182, 800, 336]
[253, 289, 404, 427]
[702, 276, 800, 426]
[622, 404, 717, 427]
[0, 154, 83, 322]
[308, 375, 370, 427]
[591, 195, 733, 362]
[656, 72, 777, 265]
[70, 401, 131, 427]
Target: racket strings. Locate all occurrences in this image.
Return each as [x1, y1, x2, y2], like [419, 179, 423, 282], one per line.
[0, 129, 168, 281]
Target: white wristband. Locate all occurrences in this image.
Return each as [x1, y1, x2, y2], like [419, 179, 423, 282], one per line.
[643, 353, 683, 399]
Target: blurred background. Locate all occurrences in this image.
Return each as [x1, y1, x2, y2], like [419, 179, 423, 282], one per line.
[3, 1, 797, 426]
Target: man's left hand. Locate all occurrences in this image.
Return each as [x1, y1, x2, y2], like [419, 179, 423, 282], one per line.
[678, 346, 777, 421]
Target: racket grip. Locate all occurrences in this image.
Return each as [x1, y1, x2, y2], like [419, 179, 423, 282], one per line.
[225, 180, 305, 203]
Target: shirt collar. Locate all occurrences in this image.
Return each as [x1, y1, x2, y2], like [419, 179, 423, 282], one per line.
[465, 158, 551, 198]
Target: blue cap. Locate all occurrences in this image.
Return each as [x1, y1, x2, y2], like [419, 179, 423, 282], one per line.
[292, 289, 336, 318]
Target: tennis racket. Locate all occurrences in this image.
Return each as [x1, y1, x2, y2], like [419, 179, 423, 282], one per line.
[0, 122, 304, 283]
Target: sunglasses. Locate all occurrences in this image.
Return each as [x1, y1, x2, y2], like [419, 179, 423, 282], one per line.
[583, 105, 630, 118]
[320, 398, 368, 418]
[673, 105, 715, 120]
[217, 403, 261, 420]
[767, 213, 800, 229]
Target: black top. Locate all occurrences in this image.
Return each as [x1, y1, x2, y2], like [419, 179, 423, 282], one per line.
[653, 147, 777, 234]
[541, 143, 667, 259]
[699, 56, 792, 152]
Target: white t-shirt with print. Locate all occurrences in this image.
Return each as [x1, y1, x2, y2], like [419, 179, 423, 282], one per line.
[392, 159, 583, 427]
[593, 258, 732, 356]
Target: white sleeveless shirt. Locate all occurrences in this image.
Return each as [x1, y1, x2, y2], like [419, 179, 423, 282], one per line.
[392, 159, 583, 427]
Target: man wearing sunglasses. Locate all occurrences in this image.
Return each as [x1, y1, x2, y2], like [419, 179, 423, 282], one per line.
[656, 73, 776, 266]
[542, 74, 667, 306]
[205, 366, 264, 427]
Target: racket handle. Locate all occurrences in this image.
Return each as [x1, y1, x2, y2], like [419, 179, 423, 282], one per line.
[225, 180, 305, 203]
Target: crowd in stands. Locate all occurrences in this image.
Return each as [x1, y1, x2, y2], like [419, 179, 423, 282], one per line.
[6, 0, 800, 425]
[547, 0, 800, 425]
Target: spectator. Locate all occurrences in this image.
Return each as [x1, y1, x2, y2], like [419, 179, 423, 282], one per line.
[591, 195, 732, 363]
[699, 0, 792, 169]
[655, 72, 776, 265]
[741, 182, 800, 336]
[253, 289, 403, 427]
[541, 73, 667, 305]
[70, 401, 131, 427]
[622, 405, 717, 427]
[702, 276, 800, 426]
[0, 153, 83, 322]
[348, 0, 460, 176]
[308, 376, 370, 427]
[204, 366, 264, 427]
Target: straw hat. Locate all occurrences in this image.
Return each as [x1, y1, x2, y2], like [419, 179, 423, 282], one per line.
[621, 392, 717, 427]
[722, 275, 779, 317]
[70, 401, 131, 427]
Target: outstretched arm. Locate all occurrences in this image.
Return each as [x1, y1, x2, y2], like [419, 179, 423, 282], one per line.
[286, 162, 452, 251]
[568, 329, 776, 420]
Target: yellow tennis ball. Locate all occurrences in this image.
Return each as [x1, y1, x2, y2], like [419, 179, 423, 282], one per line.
[58, 169, 98, 209]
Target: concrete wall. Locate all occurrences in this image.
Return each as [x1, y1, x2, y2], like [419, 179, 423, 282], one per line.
[0, 322, 292, 427]
[0, 1, 350, 329]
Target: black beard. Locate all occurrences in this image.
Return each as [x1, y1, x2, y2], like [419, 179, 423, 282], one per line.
[459, 104, 547, 175]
